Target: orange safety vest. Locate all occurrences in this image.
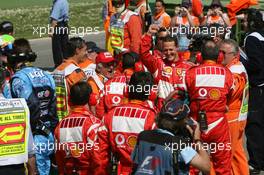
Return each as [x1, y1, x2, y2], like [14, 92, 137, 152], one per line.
[53, 60, 86, 121]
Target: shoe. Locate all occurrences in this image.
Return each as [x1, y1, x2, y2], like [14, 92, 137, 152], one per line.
[249, 165, 261, 175]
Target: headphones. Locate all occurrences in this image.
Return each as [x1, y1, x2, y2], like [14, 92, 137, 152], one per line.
[89, 92, 99, 106]
[194, 51, 224, 64]
[7, 51, 37, 66]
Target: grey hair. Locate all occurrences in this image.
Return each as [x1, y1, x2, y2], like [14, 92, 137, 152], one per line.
[220, 39, 239, 54]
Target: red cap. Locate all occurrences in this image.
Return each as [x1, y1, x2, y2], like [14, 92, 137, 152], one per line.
[96, 52, 115, 64]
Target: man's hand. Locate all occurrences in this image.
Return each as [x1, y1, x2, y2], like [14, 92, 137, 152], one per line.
[216, 9, 223, 16]
[147, 24, 159, 36]
[181, 7, 189, 14]
[186, 119, 201, 140]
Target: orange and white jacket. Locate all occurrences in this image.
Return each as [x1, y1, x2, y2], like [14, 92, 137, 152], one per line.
[226, 58, 249, 123]
[153, 10, 171, 28]
[54, 59, 86, 91]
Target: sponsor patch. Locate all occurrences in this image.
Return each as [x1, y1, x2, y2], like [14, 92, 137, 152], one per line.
[127, 135, 137, 148]
[209, 89, 221, 100]
[162, 66, 172, 75]
[115, 134, 125, 146]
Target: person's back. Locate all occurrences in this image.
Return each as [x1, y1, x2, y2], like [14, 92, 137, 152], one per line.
[0, 65, 35, 175]
[9, 38, 57, 175]
[98, 72, 157, 175]
[185, 40, 233, 174]
[55, 82, 104, 175]
[12, 66, 57, 132]
[132, 99, 210, 175]
[132, 129, 191, 175]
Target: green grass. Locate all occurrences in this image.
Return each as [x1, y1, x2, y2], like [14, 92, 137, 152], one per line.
[0, 0, 263, 39]
[0, 0, 103, 39]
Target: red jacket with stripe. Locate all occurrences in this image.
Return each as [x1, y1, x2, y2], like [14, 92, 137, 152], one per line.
[96, 70, 133, 119]
[140, 34, 193, 109]
[185, 60, 233, 124]
[98, 100, 157, 175]
[54, 106, 106, 175]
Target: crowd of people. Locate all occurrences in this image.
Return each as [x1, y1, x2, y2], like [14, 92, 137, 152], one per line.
[0, 0, 264, 174]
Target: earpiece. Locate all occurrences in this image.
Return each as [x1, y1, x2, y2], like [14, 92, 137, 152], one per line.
[89, 93, 98, 106]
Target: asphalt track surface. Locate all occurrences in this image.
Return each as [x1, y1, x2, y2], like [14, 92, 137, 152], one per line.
[30, 31, 105, 70]
[30, 31, 264, 175]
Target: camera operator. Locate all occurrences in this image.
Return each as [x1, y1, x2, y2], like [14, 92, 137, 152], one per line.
[9, 38, 58, 175]
[132, 99, 210, 175]
[243, 8, 264, 174]
[185, 40, 233, 174]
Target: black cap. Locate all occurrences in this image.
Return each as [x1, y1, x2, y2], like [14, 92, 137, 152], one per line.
[85, 41, 103, 53]
[0, 21, 14, 34]
[160, 99, 190, 121]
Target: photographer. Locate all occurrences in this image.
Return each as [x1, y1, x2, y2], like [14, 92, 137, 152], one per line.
[9, 38, 58, 175]
[202, 0, 231, 27]
[132, 99, 210, 175]
[171, 0, 199, 61]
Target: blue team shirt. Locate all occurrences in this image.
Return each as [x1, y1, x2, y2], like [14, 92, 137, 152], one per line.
[50, 0, 69, 22]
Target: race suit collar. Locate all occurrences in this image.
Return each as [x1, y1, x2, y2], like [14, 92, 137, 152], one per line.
[129, 99, 145, 105]
[70, 105, 90, 114]
[203, 60, 216, 64]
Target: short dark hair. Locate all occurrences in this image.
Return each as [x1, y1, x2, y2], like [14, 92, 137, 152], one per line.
[0, 21, 14, 34]
[13, 38, 32, 54]
[163, 36, 178, 47]
[122, 52, 139, 70]
[201, 40, 219, 60]
[70, 81, 92, 106]
[247, 8, 264, 30]
[156, 0, 165, 7]
[128, 71, 154, 101]
[156, 115, 184, 133]
[66, 37, 85, 58]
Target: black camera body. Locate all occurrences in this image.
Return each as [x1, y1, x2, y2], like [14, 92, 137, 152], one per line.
[35, 120, 51, 136]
